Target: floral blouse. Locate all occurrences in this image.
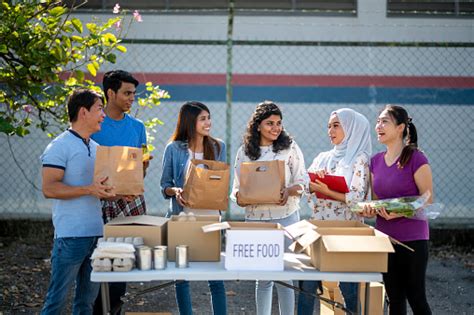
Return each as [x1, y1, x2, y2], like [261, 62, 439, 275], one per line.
[307, 153, 369, 221]
[231, 141, 309, 220]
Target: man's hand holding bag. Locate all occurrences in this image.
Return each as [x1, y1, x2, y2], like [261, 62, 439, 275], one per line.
[182, 159, 230, 210]
[238, 160, 285, 204]
[94, 146, 144, 196]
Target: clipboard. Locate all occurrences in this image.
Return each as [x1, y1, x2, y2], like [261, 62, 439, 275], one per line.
[308, 173, 349, 200]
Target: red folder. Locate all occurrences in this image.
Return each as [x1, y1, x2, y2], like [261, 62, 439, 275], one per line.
[308, 173, 349, 200]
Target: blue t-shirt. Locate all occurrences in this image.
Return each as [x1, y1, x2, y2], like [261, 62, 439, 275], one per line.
[91, 113, 146, 148]
[40, 130, 103, 238]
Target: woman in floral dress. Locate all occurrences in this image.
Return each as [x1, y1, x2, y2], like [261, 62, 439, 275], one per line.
[297, 108, 372, 315]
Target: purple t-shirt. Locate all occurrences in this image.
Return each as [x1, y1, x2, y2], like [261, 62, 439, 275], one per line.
[370, 150, 430, 241]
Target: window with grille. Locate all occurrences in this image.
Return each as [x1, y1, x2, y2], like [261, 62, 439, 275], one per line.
[62, 0, 357, 15]
[387, 0, 474, 17]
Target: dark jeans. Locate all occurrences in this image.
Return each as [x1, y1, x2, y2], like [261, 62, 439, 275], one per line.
[384, 240, 431, 315]
[93, 282, 127, 315]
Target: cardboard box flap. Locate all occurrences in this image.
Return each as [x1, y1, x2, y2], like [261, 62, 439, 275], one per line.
[316, 227, 374, 236]
[289, 229, 320, 253]
[106, 215, 168, 227]
[285, 220, 317, 240]
[170, 215, 221, 222]
[322, 235, 394, 253]
[202, 221, 281, 233]
[202, 222, 231, 233]
[228, 222, 281, 230]
[309, 220, 368, 228]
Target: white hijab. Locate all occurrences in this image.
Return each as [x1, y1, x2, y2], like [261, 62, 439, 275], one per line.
[319, 108, 372, 186]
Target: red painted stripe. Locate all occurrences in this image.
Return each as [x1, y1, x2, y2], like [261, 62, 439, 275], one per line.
[139, 73, 474, 88]
[62, 72, 474, 88]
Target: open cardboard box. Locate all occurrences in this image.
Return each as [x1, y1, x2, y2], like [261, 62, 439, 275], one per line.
[202, 221, 285, 270]
[288, 220, 394, 272]
[104, 215, 168, 247]
[168, 215, 221, 262]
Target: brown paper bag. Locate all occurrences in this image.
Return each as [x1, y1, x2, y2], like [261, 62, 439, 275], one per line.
[238, 160, 285, 204]
[182, 159, 230, 210]
[94, 146, 144, 196]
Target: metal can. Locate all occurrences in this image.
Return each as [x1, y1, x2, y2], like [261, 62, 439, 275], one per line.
[153, 246, 168, 270]
[136, 245, 152, 271]
[175, 245, 189, 268]
[132, 237, 144, 247]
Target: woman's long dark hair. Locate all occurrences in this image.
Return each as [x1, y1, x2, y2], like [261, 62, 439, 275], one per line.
[384, 104, 418, 168]
[171, 101, 221, 160]
[243, 101, 292, 160]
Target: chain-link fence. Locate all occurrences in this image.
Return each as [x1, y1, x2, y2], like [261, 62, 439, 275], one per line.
[1, 38, 473, 225]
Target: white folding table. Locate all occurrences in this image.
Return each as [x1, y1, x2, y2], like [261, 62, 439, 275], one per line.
[91, 253, 382, 314]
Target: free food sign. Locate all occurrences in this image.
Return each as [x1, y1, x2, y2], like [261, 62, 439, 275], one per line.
[224, 229, 284, 271]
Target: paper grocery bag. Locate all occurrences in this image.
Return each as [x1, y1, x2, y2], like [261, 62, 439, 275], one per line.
[94, 146, 144, 196]
[182, 159, 230, 210]
[238, 160, 285, 204]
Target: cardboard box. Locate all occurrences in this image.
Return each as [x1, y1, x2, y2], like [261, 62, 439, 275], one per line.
[360, 282, 385, 315]
[203, 221, 285, 271]
[320, 281, 345, 315]
[104, 215, 168, 247]
[309, 219, 369, 229]
[288, 220, 394, 272]
[168, 215, 221, 262]
[320, 281, 385, 315]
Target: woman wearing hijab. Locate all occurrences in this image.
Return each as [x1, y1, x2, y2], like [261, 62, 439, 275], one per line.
[297, 108, 372, 315]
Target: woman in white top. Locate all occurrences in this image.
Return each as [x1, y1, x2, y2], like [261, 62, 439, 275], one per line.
[232, 101, 308, 315]
[297, 108, 372, 315]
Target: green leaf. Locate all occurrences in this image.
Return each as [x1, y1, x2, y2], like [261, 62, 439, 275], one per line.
[116, 45, 127, 53]
[86, 23, 97, 33]
[71, 18, 83, 33]
[15, 126, 30, 137]
[87, 63, 97, 76]
[49, 6, 66, 17]
[0, 44, 7, 54]
[0, 117, 15, 134]
[102, 33, 117, 45]
[65, 77, 77, 86]
[71, 35, 83, 42]
[105, 53, 116, 63]
[75, 70, 85, 82]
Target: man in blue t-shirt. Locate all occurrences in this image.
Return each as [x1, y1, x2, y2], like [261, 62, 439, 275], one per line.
[92, 70, 151, 314]
[40, 89, 115, 314]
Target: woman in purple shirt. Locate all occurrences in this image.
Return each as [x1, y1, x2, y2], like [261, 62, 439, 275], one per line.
[361, 105, 433, 315]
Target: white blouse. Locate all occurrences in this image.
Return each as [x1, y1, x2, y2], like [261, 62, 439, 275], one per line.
[231, 141, 308, 220]
[307, 152, 369, 221]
